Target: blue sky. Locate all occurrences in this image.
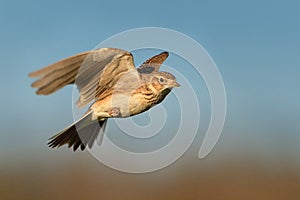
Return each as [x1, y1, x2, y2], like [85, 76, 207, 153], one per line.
[0, 0, 299, 163]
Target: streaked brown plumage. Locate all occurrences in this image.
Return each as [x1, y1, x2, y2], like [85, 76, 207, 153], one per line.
[29, 48, 180, 151]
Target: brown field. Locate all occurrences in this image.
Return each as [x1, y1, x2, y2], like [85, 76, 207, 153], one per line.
[1, 153, 299, 200]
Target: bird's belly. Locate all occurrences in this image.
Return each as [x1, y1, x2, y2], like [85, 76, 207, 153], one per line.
[92, 93, 152, 118]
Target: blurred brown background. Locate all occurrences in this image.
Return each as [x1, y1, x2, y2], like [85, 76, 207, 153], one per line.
[1, 146, 300, 200]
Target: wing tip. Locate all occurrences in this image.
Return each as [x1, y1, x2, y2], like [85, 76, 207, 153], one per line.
[161, 51, 169, 57]
[28, 71, 40, 78]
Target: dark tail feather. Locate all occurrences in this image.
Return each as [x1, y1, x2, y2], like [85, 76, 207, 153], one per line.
[48, 114, 107, 151]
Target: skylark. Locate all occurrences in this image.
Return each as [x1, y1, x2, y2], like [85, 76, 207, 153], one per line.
[29, 48, 180, 151]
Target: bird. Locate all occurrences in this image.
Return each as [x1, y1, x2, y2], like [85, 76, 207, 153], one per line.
[29, 48, 180, 151]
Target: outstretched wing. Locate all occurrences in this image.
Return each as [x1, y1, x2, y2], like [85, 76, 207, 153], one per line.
[29, 48, 137, 107]
[137, 51, 169, 73]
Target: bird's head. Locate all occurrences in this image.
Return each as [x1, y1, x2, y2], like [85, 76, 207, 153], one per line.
[150, 71, 180, 93]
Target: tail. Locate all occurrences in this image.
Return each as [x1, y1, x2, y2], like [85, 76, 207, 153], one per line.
[48, 113, 107, 151]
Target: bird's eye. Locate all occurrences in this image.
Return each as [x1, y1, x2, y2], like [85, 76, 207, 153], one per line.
[159, 77, 165, 83]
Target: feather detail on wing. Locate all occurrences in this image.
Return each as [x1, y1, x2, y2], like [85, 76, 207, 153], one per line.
[29, 52, 89, 94]
[29, 48, 138, 107]
[137, 51, 169, 73]
[76, 50, 138, 107]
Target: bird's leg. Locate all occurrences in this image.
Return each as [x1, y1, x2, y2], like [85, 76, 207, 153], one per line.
[109, 107, 121, 117]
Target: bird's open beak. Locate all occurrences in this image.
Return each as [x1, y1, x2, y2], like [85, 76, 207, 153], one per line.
[171, 81, 180, 88]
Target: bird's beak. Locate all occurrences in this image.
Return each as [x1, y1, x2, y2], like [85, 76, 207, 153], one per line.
[170, 81, 180, 88]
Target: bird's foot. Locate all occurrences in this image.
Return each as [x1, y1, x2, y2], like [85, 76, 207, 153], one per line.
[109, 107, 120, 117]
